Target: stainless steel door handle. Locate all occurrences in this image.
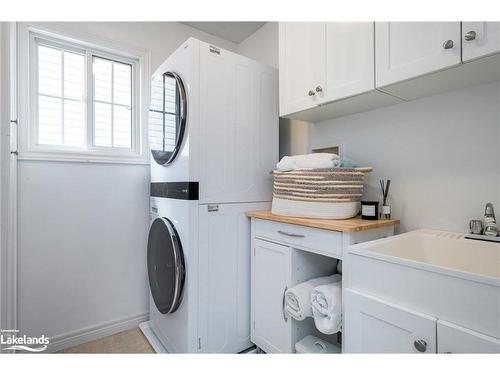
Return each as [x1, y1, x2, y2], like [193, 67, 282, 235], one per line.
[464, 30, 476, 41]
[414, 339, 427, 352]
[277, 230, 305, 238]
[282, 286, 288, 322]
[443, 40, 454, 49]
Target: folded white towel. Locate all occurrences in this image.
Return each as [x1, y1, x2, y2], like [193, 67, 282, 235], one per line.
[285, 275, 339, 321]
[276, 153, 340, 172]
[311, 275, 342, 334]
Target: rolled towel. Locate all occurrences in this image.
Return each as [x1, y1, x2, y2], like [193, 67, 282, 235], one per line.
[285, 275, 339, 321]
[276, 153, 340, 172]
[311, 275, 342, 334]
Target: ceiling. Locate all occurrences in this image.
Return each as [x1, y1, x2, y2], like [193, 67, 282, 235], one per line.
[182, 22, 266, 43]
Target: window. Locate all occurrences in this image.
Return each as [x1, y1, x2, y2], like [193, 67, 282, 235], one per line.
[26, 30, 145, 162]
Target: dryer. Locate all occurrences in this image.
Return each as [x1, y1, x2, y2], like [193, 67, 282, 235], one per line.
[141, 38, 278, 353]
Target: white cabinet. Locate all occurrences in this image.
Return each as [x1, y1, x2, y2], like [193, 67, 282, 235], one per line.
[344, 289, 437, 353]
[198, 202, 270, 353]
[251, 239, 292, 353]
[199, 46, 278, 204]
[462, 22, 500, 62]
[437, 320, 500, 354]
[278, 22, 325, 116]
[323, 22, 375, 102]
[375, 22, 461, 87]
[279, 22, 376, 118]
[250, 217, 396, 353]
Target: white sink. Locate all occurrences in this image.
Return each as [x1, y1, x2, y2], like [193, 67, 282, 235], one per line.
[350, 229, 500, 281]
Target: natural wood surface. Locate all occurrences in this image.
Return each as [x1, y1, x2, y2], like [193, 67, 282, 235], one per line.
[246, 210, 399, 233]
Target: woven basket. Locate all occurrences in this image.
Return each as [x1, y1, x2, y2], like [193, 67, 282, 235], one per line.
[271, 167, 372, 219]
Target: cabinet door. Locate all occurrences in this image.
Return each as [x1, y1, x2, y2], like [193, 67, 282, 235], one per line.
[375, 22, 461, 87]
[199, 45, 278, 204]
[437, 320, 500, 353]
[462, 22, 500, 62]
[198, 202, 270, 353]
[251, 239, 292, 353]
[279, 22, 326, 116]
[323, 22, 374, 103]
[344, 289, 436, 353]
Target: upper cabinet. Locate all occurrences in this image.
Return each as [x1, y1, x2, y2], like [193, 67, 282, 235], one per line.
[279, 22, 326, 116]
[279, 22, 500, 122]
[462, 22, 500, 62]
[279, 22, 376, 118]
[375, 22, 461, 87]
[323, 23, 375, 102]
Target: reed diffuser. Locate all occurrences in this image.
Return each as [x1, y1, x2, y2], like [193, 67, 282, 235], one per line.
[380, 180, 391, 219]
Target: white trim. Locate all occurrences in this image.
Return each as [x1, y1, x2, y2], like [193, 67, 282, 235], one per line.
[47, 312, 148, 353]
[17, 22, 151, 164]
[0, 22, 18, 332]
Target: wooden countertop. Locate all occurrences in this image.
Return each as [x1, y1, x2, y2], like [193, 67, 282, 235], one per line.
[246, 210, 399, 233]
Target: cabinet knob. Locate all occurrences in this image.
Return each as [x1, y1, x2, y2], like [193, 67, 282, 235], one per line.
[414, 339, 427, 352]
[464, 30, 477, 41]
[443, 40, 454, 49]
[315, 85, 323, 93]
[308, 90, 316, 97]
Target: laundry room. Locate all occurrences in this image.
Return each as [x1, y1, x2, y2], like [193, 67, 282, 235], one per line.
[0, 0, 499, 374]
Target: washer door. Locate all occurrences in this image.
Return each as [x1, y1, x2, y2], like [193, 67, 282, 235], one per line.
[148, 71, 187, 165]
[147, 217, 185, 314]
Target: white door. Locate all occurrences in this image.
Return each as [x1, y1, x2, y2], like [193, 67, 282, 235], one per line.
[199, 45, 278, 204]
[279, 22, 326, 116]
[323, 22, 374, 102]
[437, 320, 500, 353]
[251, 238, 292, 353]
[462, 22, 500, 62]
[344, 289, 436, 353]
[198, 202, 270, 353]
[375, 22, 461, 87]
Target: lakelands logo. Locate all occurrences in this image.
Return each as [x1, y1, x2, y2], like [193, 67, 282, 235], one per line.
[1, 329, 49, 352]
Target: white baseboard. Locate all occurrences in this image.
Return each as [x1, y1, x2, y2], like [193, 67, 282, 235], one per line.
[47, 312, 149, 353]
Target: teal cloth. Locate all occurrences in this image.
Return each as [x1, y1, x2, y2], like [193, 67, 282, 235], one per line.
[339, 157, 359, 168]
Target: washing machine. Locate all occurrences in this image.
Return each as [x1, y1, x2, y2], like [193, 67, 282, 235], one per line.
[140, 38, 278, 353]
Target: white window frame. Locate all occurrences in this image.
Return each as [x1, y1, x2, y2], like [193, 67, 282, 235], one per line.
[17, 23, 150, 164]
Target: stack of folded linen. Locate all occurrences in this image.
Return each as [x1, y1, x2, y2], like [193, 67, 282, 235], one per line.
[276, 153, 341, 172]
[272, 154, 372, 219]
[284, 275, 340, 321]
[311, 276, 343, 334]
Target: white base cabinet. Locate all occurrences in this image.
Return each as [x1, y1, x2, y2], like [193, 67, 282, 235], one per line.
[345, 245, 500, 353]
[344, 289, 437, 353]
[250, 217, 395, 353]
[437, 320, 500, 354]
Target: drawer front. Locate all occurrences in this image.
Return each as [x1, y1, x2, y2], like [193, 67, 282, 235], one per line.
[254, 219, 343, 258]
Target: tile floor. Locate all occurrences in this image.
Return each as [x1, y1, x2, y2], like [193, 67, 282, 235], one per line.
[58, 328, 155, 354]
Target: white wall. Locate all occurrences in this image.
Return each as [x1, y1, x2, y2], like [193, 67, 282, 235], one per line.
[237, 22, 278, 68]
[310, 82, 500, 234]
[16, 22, 239, 346]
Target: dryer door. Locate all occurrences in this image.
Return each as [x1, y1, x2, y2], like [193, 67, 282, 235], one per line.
[148, 71, 187, 165]
[147, 217, 185, 314]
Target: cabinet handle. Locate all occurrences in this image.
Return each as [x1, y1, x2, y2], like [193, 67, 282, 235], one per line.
[315, 85, 323, 93]
[443, 40, 454, 49]
[277, 230, 305, 238]
[414, 339, 427, 353]
[308, 90, 316, 97]
[464, 30, 477, 41]
[282, 286, 288, 322]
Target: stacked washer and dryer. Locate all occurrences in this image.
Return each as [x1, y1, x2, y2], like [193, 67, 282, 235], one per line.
[139, 38, 278, 353]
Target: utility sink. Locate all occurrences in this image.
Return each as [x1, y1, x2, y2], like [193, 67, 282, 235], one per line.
[349, 229, 500, 282]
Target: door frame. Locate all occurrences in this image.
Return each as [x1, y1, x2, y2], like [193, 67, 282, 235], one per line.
[0, 21, 18, 332]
